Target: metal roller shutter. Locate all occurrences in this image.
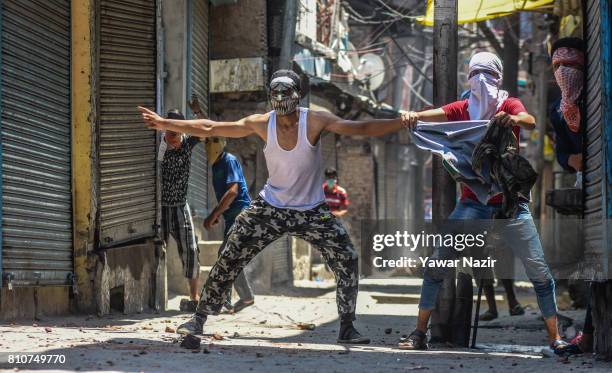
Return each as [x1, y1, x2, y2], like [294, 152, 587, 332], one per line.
[98, 0, 158, 248]
[0, 0, 73, 286]
[187, 0, 209, 218]
[582, 0, 605, 266]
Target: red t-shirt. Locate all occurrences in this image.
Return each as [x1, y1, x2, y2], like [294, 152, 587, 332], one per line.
[441, 97, 527, 204]
[323, 183, 349, 212]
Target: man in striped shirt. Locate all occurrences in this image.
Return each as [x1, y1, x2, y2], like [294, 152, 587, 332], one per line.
[323, 168, 349, 217]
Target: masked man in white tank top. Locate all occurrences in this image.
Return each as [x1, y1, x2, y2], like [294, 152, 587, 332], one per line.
[139, 70, 413, 344]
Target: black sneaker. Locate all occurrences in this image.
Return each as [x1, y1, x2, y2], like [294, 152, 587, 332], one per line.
[337, 325, 370, 344]
[509, 304, 525, 316]
[176, 314, 205, 335]
[479, 309, 498, 321]
[179, 299, 198, 313]
[398, 330, 428, 350]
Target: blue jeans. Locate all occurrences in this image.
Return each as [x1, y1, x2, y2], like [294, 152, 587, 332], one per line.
[419, 199, 557, 318]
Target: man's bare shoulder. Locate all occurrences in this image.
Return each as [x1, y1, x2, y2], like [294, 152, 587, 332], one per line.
[308, 109, 335, 120]
[307, 109, 337, 128]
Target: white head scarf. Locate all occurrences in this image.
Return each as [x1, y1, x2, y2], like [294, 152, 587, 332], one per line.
[467, 52, 509, 120]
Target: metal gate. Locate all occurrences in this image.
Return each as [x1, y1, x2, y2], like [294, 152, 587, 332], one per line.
[582, 0, 606, 272]
[98, 0, 158, 248]
[187, 0, 209, 218]
[0, 0, 73, 286]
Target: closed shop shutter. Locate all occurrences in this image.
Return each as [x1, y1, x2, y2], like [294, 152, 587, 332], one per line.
[98, 0, 158, 248]
[582, 0, 605, 266]
[187, 0, 209, 218]
[0, 0, 73, 286]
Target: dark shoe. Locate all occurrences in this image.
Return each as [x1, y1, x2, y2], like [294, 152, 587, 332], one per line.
[479, 309, 498, 321]
[551, 339, 581, 356]
[509, 304, 525, 316]
[229, 299, 254, 314]
[337, 325, 370, 344]
[179, 299, 198, 313]
[176, 314, 205, 335]
[398, 330, 428, 350]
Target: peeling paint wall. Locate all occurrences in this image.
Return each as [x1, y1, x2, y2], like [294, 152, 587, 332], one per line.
[210, 0, 268, 59]
[94, 242, 159, 315]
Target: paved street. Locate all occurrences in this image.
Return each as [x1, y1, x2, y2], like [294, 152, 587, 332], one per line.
[1, 279, 610, 372]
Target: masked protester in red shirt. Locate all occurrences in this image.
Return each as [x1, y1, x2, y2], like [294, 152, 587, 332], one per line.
[323, 168, 349, 217]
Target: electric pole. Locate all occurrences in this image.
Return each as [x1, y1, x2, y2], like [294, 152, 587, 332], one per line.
[430, 0, 458, 344]
[279, 0, 298, 70]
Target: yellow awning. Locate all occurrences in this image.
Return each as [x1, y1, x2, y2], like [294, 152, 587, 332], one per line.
[417, 0, 554, 26]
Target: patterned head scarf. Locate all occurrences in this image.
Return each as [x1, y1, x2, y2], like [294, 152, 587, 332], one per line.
[552, 46, 585, 132]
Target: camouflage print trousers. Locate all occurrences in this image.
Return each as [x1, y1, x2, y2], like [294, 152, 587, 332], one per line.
[196, 197, 359, 321]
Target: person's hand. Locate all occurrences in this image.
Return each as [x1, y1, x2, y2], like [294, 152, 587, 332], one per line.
[138, 106, 166, 130]
[203, 213, 220, 230]
[188, 94, 202, 117]
[400, 110, 419, 129]
[494, 111, 515, 127]
[568, 153, 583, 172]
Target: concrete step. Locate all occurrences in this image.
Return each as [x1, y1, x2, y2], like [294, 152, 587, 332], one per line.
[198, 240, 223, 266]
[199, 265, 212, 282]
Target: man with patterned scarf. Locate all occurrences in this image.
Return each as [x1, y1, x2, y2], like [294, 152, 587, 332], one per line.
[549, 37, 593, 354]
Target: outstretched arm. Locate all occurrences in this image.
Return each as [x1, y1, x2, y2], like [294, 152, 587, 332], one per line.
[408, 108, 448, 123]
[318, 111, 411, 137]
[139, 106, 256, 138]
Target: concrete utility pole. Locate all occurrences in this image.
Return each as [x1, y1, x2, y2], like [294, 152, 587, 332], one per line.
[430, 0, 458, 343]
[532, 14, 550, 220]
[279, 0, 298, 70]
[502, 14, 521, 97]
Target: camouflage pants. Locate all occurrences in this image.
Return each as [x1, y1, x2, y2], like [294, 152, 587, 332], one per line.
[196, 197, 359, 320]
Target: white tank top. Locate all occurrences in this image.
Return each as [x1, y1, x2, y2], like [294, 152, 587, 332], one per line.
[259, 108, 326, 210]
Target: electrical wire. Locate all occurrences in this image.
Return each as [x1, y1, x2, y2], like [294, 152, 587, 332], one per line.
[374, 0, 419, 20]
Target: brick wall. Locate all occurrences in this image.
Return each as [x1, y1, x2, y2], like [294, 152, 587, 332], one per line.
[337, 138, 375, 274]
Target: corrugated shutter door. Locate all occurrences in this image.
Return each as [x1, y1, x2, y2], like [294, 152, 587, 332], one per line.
[187, 0, 209, 218]
[98, 0, 158, 247]
[1, 0, 73, 285]
[583, 0, 605, 263]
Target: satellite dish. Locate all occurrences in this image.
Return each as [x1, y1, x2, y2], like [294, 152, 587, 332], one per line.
[356, 53, 385, 91]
